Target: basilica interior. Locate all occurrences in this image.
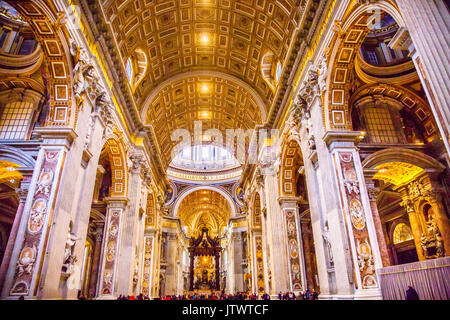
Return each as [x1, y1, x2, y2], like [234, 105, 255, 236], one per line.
[0, 0, 449, 300]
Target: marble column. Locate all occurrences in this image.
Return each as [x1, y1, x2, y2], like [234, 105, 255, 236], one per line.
[400, 197, 425, 261]
[366, 183, 391, 267]
[261, 169, 290, 296]
[97, 197, 128, 298]
[279, 197, 307, 294]
[1, 140, 69, 299]
[141, 233, 155, 297]
[226, 235, 235, 294]
[88, 223, 104, 298]
[232, 232, 244, 293]
[427, 191, 450, 256]
[164, 232, 178, 295]
[396, 0, 450, 156]
[0, 184, 29, 293]
[152, 231, 162, 298]
[293, 73, 354, 298]
[259, 160, 290, 298]
[116, 149, 147, 295]
[300, 218, 315, 290]
[323, 132, 383, 299]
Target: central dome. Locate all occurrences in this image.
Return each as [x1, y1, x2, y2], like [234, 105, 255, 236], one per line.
[167, 145, 241, 182]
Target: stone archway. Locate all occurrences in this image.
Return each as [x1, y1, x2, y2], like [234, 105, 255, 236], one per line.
[7, 0, 74, 126]
[101, 136, 128, 197]
[278, 138, 319, 292]
[362, 148, 448, 264]
[324, 1, 409, 131]
[172, 185, 237, 219]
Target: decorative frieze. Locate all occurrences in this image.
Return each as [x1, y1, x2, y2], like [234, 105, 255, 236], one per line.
[322, 221, 334, 269]
[61, 229, 78, 277]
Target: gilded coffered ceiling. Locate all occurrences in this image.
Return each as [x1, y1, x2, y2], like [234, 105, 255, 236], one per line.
[95, 0, 310, 172]
[177, 189, 232, 237]
[101, 0, 303, 103]
[143, 73, 264, 167]
[372, 162, 424, 186]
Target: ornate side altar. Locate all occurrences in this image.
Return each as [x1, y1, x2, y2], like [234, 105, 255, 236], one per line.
[188, 227, 221, 291]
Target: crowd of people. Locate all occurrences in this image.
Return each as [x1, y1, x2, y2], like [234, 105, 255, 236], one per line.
[111, 289, 319, 300]
[277, 289, 319, 300]
[116, 293, 151, 300]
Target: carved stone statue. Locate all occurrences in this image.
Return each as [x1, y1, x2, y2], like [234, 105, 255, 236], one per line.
[322, 221, 334, 267]
[133, 261, 139, 286]
[71, 41, 91, 106]
[287, 116, 301, 144]
[17, 248, 36, 277]
[317, 54, 328, 94]
[62, 231, 78, 275]
[421, 216, 445, 258]
[302, 111, 316, 151]
[84, 113, 95, 150]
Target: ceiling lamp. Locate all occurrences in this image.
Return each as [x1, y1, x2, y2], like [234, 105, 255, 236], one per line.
[199, 33, 211, 45]
[198, 111, 212, 120]
[199, 83, 211, 94]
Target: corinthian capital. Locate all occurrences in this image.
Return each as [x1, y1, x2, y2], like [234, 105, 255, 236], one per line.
[15, 187, 29, 202]
[298, 68, 319, 105]
[400, 197, 415, 213]
[129, 150, 148, 174]
[367, 187, 380, 202]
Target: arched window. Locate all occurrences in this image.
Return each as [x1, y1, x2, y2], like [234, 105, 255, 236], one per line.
[125, 49, 148, 91]
[392, 223, 414, 245]
[170, 145, 239, 170]
[275, 61, 282, 83]
[0, 101, 34, 139]
[364, 106, 398, 144]
[261, 51, 281, 91]
[125, 58, 133, 83]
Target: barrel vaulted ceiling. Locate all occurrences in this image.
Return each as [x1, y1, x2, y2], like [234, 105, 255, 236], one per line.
[142, 73, 264, 168]
[95, 0, 312, 169]
[177, 189, 232, 237]
[102, 0, 303, 101]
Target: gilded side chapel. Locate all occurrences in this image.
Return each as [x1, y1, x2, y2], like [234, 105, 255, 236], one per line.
[0, 0, 448, 300]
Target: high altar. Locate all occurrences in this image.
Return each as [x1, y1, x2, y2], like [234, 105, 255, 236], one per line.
[188, 228, 221, 291]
